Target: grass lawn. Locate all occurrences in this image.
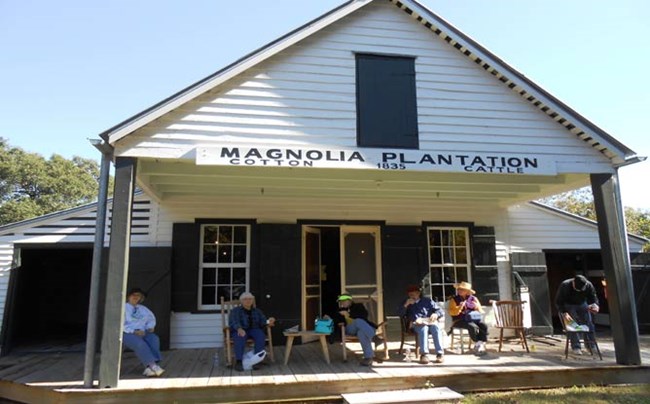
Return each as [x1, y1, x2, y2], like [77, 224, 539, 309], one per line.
[462, 384, 650, 403]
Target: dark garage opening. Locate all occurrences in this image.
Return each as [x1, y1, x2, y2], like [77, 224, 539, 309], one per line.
[8, 247, 92, 352]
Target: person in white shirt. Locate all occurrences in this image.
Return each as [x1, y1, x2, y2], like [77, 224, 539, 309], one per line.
[123, 288, 165, 377]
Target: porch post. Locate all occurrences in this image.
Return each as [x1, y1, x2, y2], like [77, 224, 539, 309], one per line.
[590, 172, 641, 365]
[99, 157, 138, 388]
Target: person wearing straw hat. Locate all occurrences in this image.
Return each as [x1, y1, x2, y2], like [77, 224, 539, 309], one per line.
[123, 287, 165, 377]
[448, 281, 488, 355]
[399, 285, 446, 364]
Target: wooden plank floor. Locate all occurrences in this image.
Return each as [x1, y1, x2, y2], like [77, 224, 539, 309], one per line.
[0, 335, 648, 404]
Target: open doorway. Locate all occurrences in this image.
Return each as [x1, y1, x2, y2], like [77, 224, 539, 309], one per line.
[301, 225, 383, 332]
[4, 247, 92, 353]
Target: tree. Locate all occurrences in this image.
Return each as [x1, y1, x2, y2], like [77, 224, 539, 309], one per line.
[540, 187, 650, 252]
[0, 138, 109, 226]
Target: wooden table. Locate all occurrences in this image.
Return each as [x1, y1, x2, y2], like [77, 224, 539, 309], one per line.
[283, 331, 331, 365]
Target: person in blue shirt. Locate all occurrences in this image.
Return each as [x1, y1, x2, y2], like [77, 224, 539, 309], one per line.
[123, 288, 165, 377]
[398, 285, 445, 364]
[229, 292, 276, 371]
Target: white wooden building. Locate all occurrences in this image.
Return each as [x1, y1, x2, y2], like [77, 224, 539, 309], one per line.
[1, 0, 646, 388]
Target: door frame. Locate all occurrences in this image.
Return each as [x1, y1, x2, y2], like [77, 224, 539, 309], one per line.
[301, 226, 322, 332]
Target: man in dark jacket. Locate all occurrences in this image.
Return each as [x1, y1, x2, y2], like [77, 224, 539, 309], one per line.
[327, 294, 378, 366]
[555, 275, 599, 355]
[398, 285, 446, 364]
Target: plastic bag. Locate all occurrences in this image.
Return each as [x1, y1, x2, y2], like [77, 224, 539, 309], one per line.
[242, 350, 266, 370]
[314, 318, 334, 334]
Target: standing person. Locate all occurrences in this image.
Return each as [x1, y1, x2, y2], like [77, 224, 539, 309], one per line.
[326, 294, 380, 366]
[123, 288, 165, 377]
[229, 292, 276, 371]
[555, 274, 599, 355]
[448, 282, 489, 356]
[398, 285, 445, 364]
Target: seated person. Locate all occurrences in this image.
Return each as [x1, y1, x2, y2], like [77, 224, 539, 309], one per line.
[398, 285, 445, 364]
[325, 293, 380, 366]
[123, 287, 165, 377]
[229, 292, 275, 371]
[448, 281, 488, 355]
[555, 274, 599, 355]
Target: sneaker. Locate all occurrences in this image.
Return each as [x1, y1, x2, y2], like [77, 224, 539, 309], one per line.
[150, 364, 165, 376]
[572, 348, 583, 356]
[419, 354, 430, 365]
[143, 367, 157, 377]
[360, 357, 373, 366]
[477, 342, 487, 356]
[372, 335, 385, 348]
[435, 354, 444, 363]
[234, 360, 244, 371]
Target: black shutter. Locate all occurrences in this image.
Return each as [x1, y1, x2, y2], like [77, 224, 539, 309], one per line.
[511, 252, 553, 335]
[630, 253, 650, 333]
[127, 247, 172, 350]
[256, 224, 301, 343]
[382, 226, 427, 315]
[171, 223, 200, 312]
[471, 227, 499, 304]
[356, 54, 418, 149]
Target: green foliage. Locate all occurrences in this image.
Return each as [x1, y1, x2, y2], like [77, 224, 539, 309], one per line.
[540, 187, 650, 252]
[0, 138, 109, 226]
[462, 384, 650, 404]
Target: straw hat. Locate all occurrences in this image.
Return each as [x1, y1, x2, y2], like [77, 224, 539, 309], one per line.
[454, 281, 475, 295]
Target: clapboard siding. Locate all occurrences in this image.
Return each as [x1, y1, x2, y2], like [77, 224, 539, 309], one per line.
[507, 203, 646, 252]
[169, 312, 224, 349]
[116, 1, 609, 172]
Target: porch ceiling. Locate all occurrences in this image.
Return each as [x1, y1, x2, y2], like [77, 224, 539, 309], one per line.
[137, 159, 589, 206]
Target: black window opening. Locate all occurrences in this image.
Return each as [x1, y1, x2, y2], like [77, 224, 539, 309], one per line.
[356, 53, 419, 149]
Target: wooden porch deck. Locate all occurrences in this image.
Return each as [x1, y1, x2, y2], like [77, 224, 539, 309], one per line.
[0, 335, 648, 404]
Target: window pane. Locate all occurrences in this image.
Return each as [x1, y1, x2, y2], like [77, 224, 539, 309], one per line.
[454, 230, 466, 246]
[444, 285, 455, 300]
[442, 247, 453, 264]
[232, 285, 246, 300]
[204, 226, 218, 244]
[218, 245, 232, 263]
[443, 267, 454, 284]
[456, 267, 468, 283]
[202, 268, 216, 285]
[217, 285, 231, 303]
[203, 245, 217, 263]
[431, 285, 444, 303]
[430, 247, 442, 264]
[233, 245, 247, 263]
[218, 226, 233, 244]
[441, 230, 451, 246]
[202, 286, 216, 305]
[430, 268, 442, 284]
[429, 230, 441, 246]
[233, 268, 246, 284]
[234, 226, 247, 243]
[456, 247, 467, 264]
[217, 268, 231, 285]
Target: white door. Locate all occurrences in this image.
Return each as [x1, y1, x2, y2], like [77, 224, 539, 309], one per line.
[340, 225, 383, 322]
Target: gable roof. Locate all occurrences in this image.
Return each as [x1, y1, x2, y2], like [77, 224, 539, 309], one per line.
[100, 0, 641, 167]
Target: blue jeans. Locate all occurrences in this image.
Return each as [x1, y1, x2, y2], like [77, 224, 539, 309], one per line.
[345, 318, 376, 359]
[413, 323, 444, 355]
[232, 328, 266, 360]
[123, 331, 162, 367]
[564, 303, 596, 349]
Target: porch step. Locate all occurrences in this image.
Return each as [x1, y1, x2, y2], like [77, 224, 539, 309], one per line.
[341, 387, 464, 404]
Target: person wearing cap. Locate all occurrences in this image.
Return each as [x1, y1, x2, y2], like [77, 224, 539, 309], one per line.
[555, 275, 599, 355]
[325, 294, 379, 366]
[398, 285, 445, 364]
[448, 282, 488, 356]
[123, 288, 165, 377]
[229, 292, 276, 371]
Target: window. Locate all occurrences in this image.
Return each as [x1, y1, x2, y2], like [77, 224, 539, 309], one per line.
[356, 53, 418, 149]
[425, 227, 471, 302]
[199, 224, 250, 309]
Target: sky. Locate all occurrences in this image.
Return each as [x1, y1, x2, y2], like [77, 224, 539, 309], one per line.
[0, 0, 648, 209]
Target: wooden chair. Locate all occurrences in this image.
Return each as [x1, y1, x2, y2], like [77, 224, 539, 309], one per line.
[340, 295, 390, 362]
[492, 300, 529, 353]
[558, 313, 602, 360]
[221, 296, 275, 366]
[398, 315, 419, 356]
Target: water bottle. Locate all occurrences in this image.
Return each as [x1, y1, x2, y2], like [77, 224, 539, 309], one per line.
[404, 348, 412, 362]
